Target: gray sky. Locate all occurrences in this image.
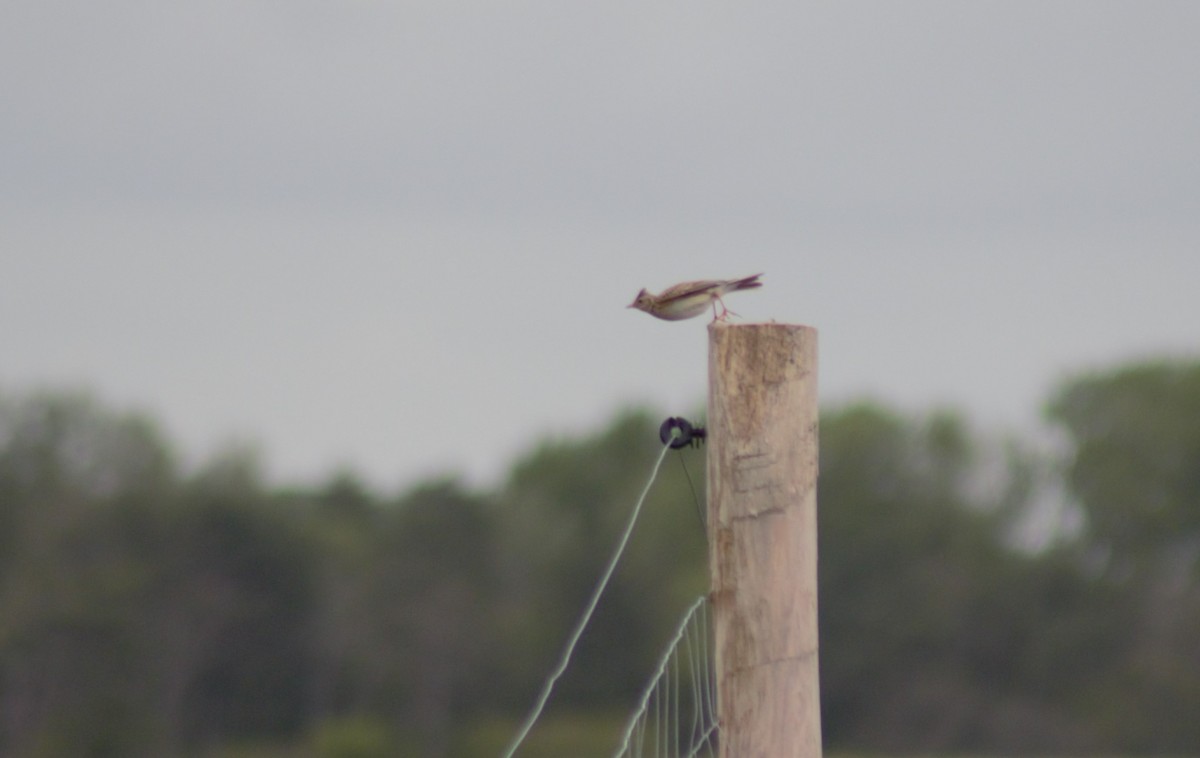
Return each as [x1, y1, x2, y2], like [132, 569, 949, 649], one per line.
[3, 2, 1198, 488]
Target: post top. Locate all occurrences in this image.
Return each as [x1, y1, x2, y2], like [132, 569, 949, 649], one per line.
[708, 321, 816, 331]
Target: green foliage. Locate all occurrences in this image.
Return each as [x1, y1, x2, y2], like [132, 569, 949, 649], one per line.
[1047, 360, 1200, 750]
[817, 403, 1091, 751]
[459, 712, 623, 758]
[311, 715, 396, 758]
[1048, 360, 1200, 580]
[2, 360, 1200, 754]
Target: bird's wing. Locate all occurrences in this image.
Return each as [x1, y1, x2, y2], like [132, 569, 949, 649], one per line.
[656, 280, 721, 301]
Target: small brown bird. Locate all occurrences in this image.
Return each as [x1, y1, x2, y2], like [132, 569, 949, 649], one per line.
[628, 274, 763, 322]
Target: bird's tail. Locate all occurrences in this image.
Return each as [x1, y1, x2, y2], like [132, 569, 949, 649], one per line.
[732, 273, 763, 291]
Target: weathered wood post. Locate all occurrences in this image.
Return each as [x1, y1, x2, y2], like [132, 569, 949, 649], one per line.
[707, 322, 821, 757]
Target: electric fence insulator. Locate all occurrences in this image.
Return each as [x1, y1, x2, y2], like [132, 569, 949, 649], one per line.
[659, 416, 707, 450]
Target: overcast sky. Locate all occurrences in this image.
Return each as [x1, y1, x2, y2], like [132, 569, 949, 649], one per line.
[3, 2, 1198, 489]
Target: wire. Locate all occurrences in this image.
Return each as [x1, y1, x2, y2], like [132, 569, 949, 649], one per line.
[676, 452, 706, 537]
[612, 595, 711, 757]
[501, 440, 674, 758]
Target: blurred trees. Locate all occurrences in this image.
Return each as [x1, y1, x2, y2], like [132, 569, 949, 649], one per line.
[1049, 361, 1200, 584]
[0, 395, 315, 756]
[818, 404, 1121, 751]
[0, 358, 1197, 755]
[1047, 361, 1200, 750]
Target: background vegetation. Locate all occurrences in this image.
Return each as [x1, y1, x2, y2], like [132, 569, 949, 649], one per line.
[1, 358, 1199, 756]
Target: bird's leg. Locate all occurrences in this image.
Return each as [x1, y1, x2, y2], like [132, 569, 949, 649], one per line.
[711, 295, 738, 322]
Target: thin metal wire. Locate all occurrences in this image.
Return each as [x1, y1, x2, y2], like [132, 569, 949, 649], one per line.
[502, 441, 674, 758]
[613, 594, 717, 757]
[676, 452, 706, 537]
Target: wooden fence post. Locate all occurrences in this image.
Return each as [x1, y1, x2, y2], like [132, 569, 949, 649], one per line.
[707, 322, 821, 757]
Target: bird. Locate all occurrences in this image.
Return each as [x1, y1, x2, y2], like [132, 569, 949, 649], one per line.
[628, 274, 763, 322]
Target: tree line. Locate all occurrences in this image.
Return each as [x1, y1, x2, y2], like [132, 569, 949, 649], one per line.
[1, 358, 1198, 756]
